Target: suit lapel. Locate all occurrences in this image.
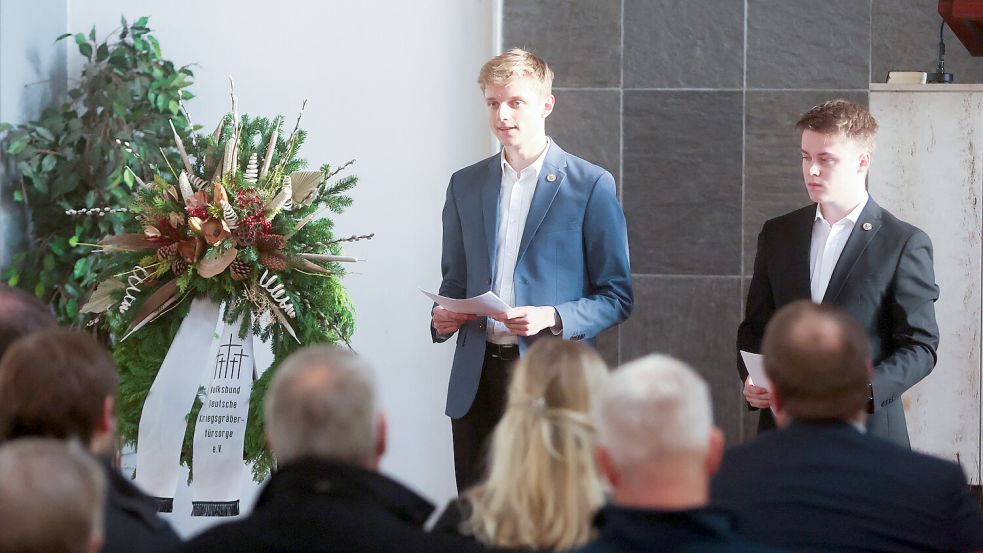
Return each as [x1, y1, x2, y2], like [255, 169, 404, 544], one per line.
[516, 143, 567, 265]
[787, 207, 815, 300]
[822, 199, 883, 304]
[481, 156, 502, 269]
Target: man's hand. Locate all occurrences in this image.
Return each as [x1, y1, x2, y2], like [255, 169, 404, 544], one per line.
[432, 306, 476, 336]
[490, 306, 557, 337]
[743, 379, 772, 409]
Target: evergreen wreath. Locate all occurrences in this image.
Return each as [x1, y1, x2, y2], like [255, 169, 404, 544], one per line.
[81, 86, 370, 480]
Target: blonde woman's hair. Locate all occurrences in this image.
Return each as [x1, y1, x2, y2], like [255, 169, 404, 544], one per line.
[477, 48, 554, 98]
[463, 338, 608, 551]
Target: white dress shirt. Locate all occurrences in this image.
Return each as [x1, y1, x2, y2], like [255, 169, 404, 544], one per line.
[487, 141, 551, 344]
[809, 192, 869, 303]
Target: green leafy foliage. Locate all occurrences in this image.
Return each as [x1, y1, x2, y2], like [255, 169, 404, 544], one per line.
[0, 16, 195, 325]
[101, 112, 360, 481]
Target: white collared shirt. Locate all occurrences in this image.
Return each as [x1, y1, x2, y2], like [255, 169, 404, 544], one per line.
[810, 192, 869, 303]
[487, 141, 551, 344]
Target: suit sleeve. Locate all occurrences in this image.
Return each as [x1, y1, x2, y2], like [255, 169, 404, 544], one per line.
[552, 171, 633, 341]
[431, 177, 467, 344]
[736, 224, 775, 410]
[871, 229, 940, 411]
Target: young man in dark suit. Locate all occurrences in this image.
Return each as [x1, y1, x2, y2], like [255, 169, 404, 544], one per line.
[716, 301, 983, 552]
[737, 99, 939, 447]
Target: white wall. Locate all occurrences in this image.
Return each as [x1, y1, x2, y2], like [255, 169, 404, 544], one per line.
[0, 0, 68, 267]
[64, 0, 497, 537]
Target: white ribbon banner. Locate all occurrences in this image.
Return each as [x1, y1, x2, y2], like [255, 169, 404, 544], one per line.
[134, 298, 221, 512]
[189, 313, 255, 516]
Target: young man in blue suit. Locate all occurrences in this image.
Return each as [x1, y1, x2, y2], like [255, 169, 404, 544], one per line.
[431, 49, 633, 490]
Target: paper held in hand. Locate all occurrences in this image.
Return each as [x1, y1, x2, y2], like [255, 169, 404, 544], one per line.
[421, 289, 512, 316]
[740, 351, 772, 390]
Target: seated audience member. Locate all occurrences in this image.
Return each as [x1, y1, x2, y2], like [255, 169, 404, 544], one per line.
[0, 283, 56, 360]
[184, 345, 485, 553]
[0, 438, 107, 553]
[0, 329, 182, 553]
[573, 354, 782, 553]
[712, 301, 983, 552]
[432, 339, 609, 551]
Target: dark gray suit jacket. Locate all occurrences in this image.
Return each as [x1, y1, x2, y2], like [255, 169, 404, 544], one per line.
[737, 198, 940, 446]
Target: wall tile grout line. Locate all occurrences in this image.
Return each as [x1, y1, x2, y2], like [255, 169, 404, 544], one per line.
[740, 0, 750, 443]
[618, 0, 625, 365]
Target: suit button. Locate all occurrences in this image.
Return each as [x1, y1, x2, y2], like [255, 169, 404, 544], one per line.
[478, 323, 485, 330]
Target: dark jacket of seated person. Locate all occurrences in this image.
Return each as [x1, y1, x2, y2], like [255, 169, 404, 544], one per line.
[711, 419, 983, 553]
[715, 301, 983, 552]
[571, 505, 786, 553]
[182, 458, 486, 553]
[103, 459, 182, 553]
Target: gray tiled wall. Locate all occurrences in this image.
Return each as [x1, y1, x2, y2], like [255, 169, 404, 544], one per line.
[504, 0, 983, 444]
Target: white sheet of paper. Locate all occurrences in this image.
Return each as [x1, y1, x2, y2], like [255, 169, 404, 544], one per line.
[740, 350, 771, 390]
[421, 289, 512, 316]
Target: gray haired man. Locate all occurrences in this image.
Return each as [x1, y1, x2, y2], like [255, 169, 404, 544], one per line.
[184, 346, 485, 553]
[573, 355, 781, 553]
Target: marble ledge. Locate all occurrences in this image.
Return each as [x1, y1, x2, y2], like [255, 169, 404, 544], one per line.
[871, 83, 983, 93]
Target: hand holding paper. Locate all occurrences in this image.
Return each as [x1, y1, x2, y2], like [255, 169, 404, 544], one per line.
[741, 351, 773, 410]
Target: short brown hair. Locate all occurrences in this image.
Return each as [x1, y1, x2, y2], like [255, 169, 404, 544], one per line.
[795, 99, 877, 153]
[0, 438, 106, 553]
[477, 48, 554, 97]
[0, 284, 56, 360]
[0, 329, 118, 444]
[762, 301, 870, 419]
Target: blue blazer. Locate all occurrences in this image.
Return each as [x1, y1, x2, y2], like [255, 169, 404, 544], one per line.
[434, 142, 633, 419]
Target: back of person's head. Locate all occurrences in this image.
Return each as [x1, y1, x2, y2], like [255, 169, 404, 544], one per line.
[0, 284, 56, 361]
[465, 338, 608, 551]
[795, 98, 878, 154]
[595, 355, 717, 480]
[477, 47, 554, 97]
[265, 345, 380, 467]
[0, 329, 118, 447]
[0, 438, 106, 553]
[762, 300, 871, 420]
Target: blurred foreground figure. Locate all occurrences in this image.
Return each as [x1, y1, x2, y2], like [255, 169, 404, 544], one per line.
[0, 438, 106, 553]
[717, 301, 983, 552]
[573, 354, 782, 553]
[0, 329, 182, 552]
[184, 346, 484, 553]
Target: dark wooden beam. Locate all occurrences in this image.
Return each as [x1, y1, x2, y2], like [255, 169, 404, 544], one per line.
[940, 0, 983, 56]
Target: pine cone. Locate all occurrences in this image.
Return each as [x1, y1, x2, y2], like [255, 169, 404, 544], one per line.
[233, 225, 255, 247]
[156, 242, 179, 260]
[171, 257, 189, 276]
[254, 233, 287, 252]
[258, 251, 287, 272]
[230, 259, 252, 282]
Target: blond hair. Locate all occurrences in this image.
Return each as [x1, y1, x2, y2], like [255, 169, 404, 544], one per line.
[796, 98, 878, 154]
[477, 48, 554, 97]
[463, 339, 607, 551]
[0, 438, 106, 553]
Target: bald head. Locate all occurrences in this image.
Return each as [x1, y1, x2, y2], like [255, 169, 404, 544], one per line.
[762, 301, 870, 420]
[264, 346, 379, 467]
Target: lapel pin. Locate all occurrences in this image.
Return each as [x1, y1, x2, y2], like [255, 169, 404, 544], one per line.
[862, 222, 872, 231]
[546, 174, 556, 182]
